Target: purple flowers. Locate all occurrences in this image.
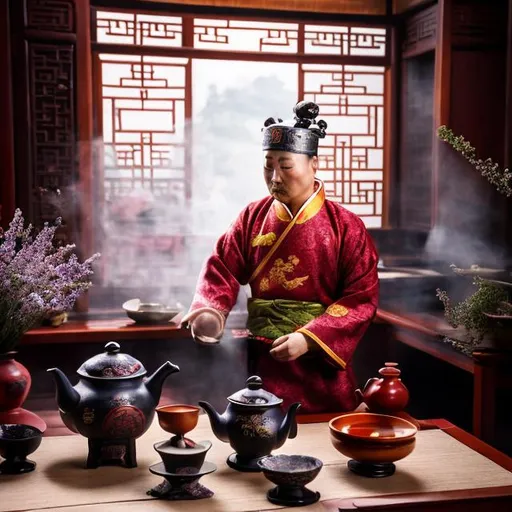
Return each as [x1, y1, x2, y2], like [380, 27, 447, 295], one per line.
[0, 209, 100, 352]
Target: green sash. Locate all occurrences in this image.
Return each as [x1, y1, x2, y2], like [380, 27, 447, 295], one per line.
[247, 298, 325, 341]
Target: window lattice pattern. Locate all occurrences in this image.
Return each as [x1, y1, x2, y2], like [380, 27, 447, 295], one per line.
[304, 25, 386, 56]
[96, 11, 182, 47]
[303, 64, 385, 227]
[193, 19, 298, 53]
[99, 54, 188, 202]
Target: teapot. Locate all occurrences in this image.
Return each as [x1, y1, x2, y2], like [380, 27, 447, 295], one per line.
[355, 362, 409, 414]
[198, 376, 301, 472]
[47, 341, 180, 468]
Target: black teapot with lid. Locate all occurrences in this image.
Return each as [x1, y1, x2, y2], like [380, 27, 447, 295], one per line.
[199, 376, 301, 472]
[48, 341, 180, 468]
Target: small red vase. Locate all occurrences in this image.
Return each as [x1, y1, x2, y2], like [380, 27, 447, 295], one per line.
[0, 352, 46, 432]
[355, 362, 410, 414]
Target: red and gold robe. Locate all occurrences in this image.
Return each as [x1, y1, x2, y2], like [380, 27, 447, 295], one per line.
[189, 180, 379, 413]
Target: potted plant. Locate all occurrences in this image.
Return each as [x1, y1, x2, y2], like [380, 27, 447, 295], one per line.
[435, 127, 512, 354]
[436, 272, 511, 354]
[0, 209, 99, 429]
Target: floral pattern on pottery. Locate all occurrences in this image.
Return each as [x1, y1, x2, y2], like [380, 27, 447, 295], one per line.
[102, 406, 145, 438]
[236, 414, 273, 439]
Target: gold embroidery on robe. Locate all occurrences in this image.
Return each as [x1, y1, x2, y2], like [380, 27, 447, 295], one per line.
[326, 304, 349, 317]
[252, 232, 277, 247]
[259, 255, 309, 292]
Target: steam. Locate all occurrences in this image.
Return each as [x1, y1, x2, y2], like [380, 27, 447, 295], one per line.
[71, 74, 295, 314]
[425, 141, 507, 270]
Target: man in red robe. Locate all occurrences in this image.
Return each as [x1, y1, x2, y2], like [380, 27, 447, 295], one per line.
[182, 101, 379, 413]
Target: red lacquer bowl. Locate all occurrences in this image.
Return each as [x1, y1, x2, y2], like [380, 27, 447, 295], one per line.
[329, 413, 417, 464]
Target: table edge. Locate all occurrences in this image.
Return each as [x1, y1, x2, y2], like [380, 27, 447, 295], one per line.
[318, 485, 512, 511]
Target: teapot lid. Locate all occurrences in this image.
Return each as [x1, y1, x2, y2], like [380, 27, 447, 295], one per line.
[227, 376, 283, 406]
[379, 362, 401, 377]
[77, 342, 146, 379]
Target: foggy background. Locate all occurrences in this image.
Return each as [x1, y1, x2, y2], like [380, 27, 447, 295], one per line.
[91, 64, 297, 314]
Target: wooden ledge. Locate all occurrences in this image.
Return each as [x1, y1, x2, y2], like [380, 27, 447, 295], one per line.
[376, 308, 475, 373]
[21, 318, 190, 345]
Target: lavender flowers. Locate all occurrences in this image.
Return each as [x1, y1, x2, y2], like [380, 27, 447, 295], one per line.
[0, 209, 100, 353]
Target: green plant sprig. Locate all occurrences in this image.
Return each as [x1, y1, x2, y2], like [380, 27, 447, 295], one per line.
[437, 125, 512, 197]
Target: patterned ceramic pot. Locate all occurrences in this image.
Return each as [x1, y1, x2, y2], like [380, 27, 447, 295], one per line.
[199, 376, 301, 471]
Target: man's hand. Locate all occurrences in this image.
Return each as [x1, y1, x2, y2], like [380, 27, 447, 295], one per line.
[180, 308, 224, 345]
[269, 332, 318, 362]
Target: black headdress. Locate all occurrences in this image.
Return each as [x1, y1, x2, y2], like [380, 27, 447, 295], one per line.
[262, 101, 328, 156]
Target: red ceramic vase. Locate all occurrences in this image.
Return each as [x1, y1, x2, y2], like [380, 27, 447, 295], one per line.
[0, 352, 46, 432]
[0, 352, 31, 410]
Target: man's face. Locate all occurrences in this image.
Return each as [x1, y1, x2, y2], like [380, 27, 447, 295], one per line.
[263, 150, 318, 204]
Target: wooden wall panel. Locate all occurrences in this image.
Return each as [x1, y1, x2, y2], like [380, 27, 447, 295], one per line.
[147, 0, 387, 15]
[507, 0, 512, 170]
[0, 0, 15, 228]
[450, 51, 506, 163]
[28, 43, 76, 226]
[402, 4, 437, 57]
[394, 0, 435, 14]
[451, 0, 507, 48]
[506, 0, 512, 260]
[432, 0, 509, 266]
[25, 0, 75, 32]
[398, 3, 437, 231]
[10, 0, 79, 243]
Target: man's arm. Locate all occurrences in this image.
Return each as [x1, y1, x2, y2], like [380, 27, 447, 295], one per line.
[181, 208, 250, 341]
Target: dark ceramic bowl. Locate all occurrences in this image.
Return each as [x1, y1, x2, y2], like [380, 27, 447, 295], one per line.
[257, 455, 323, 487]
[0, 424, 43, 474]
[156, 404, 200, 436]
[154, 439, 212, 473]
[329, 413, 417, 464]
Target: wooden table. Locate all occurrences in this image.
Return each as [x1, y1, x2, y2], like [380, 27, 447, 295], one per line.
[375, 308, 512, 446]
[1, 414, 511, 512]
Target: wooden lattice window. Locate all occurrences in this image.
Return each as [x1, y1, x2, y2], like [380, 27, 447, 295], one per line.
[193, 19, 299, 52]
[302, 64, 385, 227]
[96, 10, 183, 47]
[304, 24, 386, 56]
[98, 54, 188, 203]
[93, 9, 388, 228]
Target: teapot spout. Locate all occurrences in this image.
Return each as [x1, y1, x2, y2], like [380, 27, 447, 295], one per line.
[198, 401, 228, 442]
[47, 368, 80, 413]
[145, 361, 180, 404]
[277, 402, 301, 447]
